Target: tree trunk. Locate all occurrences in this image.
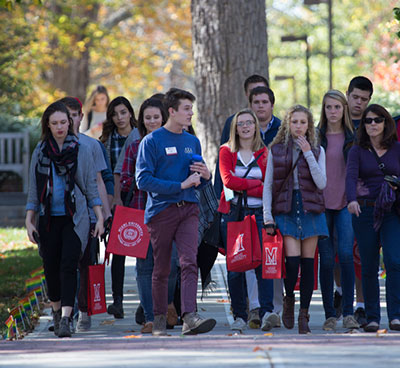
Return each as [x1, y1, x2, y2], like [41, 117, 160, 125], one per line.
[191, 0, 269, 170]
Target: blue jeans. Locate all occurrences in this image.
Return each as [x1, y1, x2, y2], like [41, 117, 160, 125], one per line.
[221, 205, 274, 321]
[136, 243, 178, 322]
[318, 207, 355, 318]
[352, 206, 400, 324]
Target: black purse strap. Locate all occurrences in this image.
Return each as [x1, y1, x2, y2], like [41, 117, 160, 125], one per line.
[275, 153, 301, 199]
[370, 147, 389, 175]
[124, 179, 137, 207]
[234, 151, 264, 220]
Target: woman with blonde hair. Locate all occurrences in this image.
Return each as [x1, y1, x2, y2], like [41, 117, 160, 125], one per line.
[263, 105, 328, 334]
[317, 90, 359, 331]
[219, 108, 278, 332]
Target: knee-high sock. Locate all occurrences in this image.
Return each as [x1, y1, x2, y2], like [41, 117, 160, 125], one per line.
[300, 257, 315, 309]
[284, 256, 300, 298]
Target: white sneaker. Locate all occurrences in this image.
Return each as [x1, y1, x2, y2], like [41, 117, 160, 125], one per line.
[231, 317, 247, 331]
[261, 312, 280, 331]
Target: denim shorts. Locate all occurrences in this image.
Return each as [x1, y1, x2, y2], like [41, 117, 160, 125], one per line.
[275, 190, 329, 240]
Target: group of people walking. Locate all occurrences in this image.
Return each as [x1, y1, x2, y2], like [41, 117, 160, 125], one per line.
[25, 74, 400, 338]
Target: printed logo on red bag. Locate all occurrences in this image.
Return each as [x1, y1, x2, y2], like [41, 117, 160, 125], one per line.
[265, 247, 278, 266]
[93, 283, 101, 302]
[118, 221, 144, 247]
[233, 233, 245, 255]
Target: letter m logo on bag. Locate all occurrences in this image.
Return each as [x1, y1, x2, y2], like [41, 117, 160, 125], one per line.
[233, 233, 245, 255]
[93, 283, 101, 302]
[265, 247, 278, 266]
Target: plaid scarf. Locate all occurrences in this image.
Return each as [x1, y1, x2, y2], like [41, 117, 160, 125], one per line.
[35, 134, 79, 227]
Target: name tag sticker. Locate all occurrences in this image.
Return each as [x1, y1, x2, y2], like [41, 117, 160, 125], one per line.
[165, 147, 177, 155]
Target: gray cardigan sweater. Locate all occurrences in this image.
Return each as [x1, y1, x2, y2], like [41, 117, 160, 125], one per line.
[26, 142, 101, 253]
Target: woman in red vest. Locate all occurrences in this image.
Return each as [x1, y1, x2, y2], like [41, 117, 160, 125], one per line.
[263, 105, 328, 334]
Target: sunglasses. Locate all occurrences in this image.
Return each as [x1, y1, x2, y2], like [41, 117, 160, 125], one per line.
[364, 117, 385, 124]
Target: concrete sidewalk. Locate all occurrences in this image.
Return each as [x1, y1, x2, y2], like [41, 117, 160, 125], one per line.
[1, 254, 400, 367]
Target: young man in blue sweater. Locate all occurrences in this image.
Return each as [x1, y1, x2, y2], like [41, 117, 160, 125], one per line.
[136, 88, 216, 336]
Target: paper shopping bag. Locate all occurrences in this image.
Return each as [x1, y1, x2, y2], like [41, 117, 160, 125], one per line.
[107, 205, 150, 259]
[262, 229, 284, 279]
[227, 215, 261, 272]
[87, 264, 106, 316]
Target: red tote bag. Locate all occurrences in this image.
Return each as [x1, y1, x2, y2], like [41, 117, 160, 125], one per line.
[87, 263, 107, 316]
[107, 205, 150, 259]
[262, 229, 284, 279]
[227, 215, 261, 272]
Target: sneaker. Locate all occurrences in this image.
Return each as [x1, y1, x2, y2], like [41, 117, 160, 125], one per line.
[107, 302, 124, 319]
[166, 303, 178, 329]
[363, 321, 379, 332]
[231, 317, 247, 332]
[343, 315, 360, 329]
[261, 312, 280, 331]
[275, 314, 281, 328]
[58, 316, 72, 338]
[135, 304, 145, 325]
[52, 309, 61, 336]
[389, 319, 400, 331]
[248, 308, 261, 329]
[354, 307, 367, 327]
[182, 312, 216, 335]
[141, 322, 153, 334]
[333, 290, 343, 319]
[76, 311, 91, 332]
[152, 315, 167, 336]
[322, 317, 337, 331]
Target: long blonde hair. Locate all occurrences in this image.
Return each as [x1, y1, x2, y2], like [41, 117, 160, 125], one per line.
[318, 89, 353, 133]
[226, 108, 265, 152]
[270, 105, 318, 148]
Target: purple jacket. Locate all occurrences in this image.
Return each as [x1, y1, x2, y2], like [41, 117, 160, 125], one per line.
[346, 142, 400, 203]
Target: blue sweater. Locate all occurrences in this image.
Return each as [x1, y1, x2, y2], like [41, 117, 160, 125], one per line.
[135, 127, 207, 223]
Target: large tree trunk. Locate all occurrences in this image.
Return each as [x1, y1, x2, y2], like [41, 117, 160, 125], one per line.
[191, 0, 269, 170]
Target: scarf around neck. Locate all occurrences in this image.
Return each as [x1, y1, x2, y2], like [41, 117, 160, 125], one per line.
[35, 133, 79, 225]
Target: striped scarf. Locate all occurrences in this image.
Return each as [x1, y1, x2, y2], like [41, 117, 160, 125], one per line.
[35, 134, 79, 227]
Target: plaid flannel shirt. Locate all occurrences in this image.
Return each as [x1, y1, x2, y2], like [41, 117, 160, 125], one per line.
[120, 139, 146, 210]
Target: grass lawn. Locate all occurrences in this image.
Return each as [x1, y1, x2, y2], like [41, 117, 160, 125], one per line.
[0, 227, 42, 338]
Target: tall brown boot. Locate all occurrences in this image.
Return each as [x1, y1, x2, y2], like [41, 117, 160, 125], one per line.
[282, 295, 295, 329]
[298, 308, 311, 334]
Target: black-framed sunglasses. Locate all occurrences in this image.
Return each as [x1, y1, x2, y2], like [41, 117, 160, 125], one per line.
[364, 117, 385, 124]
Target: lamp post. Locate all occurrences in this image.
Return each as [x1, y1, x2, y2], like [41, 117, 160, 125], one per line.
[304, 0, 333, 89]
[281, 35, 310, 108]
[275, 75, 297, 104]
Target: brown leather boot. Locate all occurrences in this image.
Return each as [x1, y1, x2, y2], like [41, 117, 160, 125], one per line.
[282, 295, 295, 329]
[298, 308, 311, 334]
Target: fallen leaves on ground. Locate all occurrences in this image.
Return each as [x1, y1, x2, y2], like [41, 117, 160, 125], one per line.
[100, 320, 115, 325]
[124, 334, 141, 339]
[217, 299, 229, 303]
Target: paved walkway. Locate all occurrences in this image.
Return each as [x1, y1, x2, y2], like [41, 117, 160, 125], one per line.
[1, 253, 400, 367]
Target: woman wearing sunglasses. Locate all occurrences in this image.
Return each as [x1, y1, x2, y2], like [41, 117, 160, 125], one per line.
[346, 104, 400, 332]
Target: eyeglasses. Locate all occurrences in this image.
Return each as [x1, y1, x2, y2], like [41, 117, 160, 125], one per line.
[237, 120, 255, 127]
[364, 117, 385, 124]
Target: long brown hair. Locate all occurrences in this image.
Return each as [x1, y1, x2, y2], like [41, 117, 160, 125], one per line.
[100, 96, 137, 144]
[226, 108, 265, 152]
[271, 105, 318, 148]
[41, 101, 74, 141]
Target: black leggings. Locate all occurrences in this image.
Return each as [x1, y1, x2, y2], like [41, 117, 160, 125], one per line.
[39, 216, 81, 307]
